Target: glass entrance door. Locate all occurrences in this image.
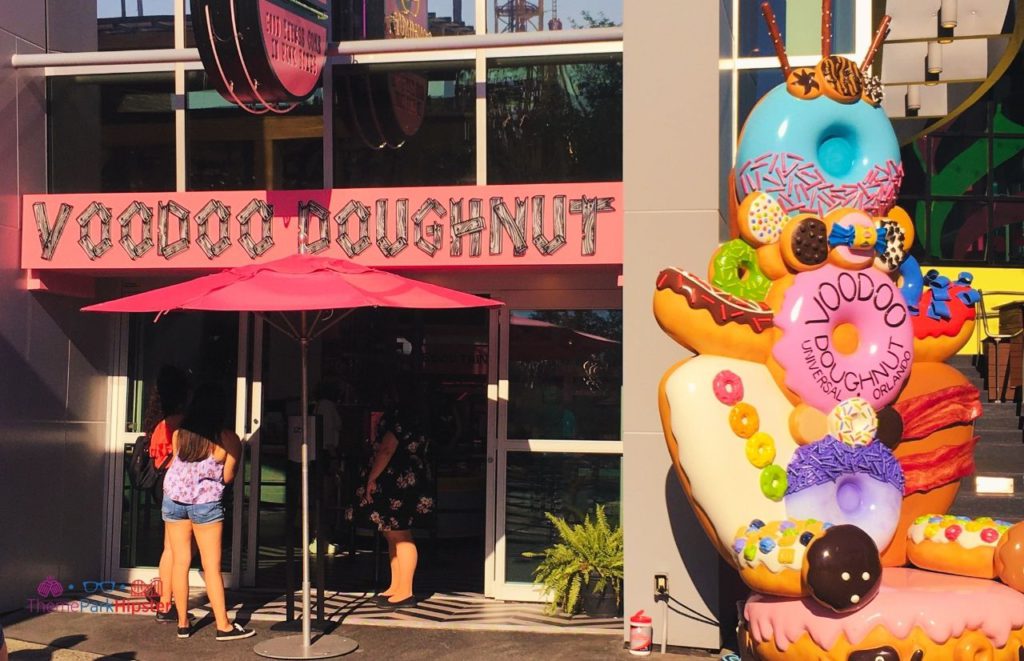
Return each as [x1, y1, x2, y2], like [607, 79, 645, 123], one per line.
[487, 292, 623, 601]
[107, 310, 258, 589]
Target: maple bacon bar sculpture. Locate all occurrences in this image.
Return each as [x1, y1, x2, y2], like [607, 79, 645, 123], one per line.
[653, 3, 1024, 659]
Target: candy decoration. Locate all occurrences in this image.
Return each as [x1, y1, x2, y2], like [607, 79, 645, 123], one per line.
[899, 255, 924, 314]
[804, 524, 882, 612]
[713, 370, 745, 406]
[827, 398, 879, 447]
[760, 2, 791, 77]
[861, 15, 892, 73]
[820, 0, 832, 59]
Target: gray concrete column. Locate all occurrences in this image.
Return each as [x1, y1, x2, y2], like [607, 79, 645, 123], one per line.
[622, 0, 728, 650]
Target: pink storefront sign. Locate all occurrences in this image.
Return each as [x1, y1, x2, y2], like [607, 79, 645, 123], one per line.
[22, 182, 623, 270]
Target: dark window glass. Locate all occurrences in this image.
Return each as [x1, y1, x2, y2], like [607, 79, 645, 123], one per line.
[186, 71, 324, 191]
[988, 202, 1024, 263]
[898, 141, 929, 200]
[504, 452, 620, 583]
[934, 200, 990, 261]
[931, 136, 989, 197]
[738, 68, 785, 131]
[120, 311, 238, 570]
[508, 309, 622, 441]
[739, 0, 853, 58]
[49, 73, 175, 193]
[334, 0, 477, 41]
[97, 0, 175, 50]
[992, 138, 1024, 197]
[487, 54, 622, 184]
[487, 0, 621, 32]
[334, 62, 475, 187]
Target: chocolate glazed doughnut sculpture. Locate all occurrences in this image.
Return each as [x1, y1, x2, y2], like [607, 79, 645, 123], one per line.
[653, 2, 1024, 659]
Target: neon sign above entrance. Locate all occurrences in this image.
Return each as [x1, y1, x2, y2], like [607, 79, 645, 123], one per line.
[22, 183, 622, 270]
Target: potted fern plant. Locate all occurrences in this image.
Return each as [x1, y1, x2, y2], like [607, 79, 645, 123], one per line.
[523, 504, 623, 617]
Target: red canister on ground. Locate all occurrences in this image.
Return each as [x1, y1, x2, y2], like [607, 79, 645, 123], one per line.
[629, 610, 653, 656]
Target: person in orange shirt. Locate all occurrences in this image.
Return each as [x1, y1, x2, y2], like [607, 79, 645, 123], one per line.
[143, 366, 190, 624]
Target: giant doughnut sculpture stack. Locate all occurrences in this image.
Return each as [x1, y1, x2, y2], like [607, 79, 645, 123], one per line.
[653, 3, 1024, 659]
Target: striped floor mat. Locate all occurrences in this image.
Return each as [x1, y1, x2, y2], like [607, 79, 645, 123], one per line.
[66, 587, 622, 635]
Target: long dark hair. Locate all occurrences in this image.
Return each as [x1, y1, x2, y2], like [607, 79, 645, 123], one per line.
[176, 383, 228, 462]
[142, 365, 189, 435]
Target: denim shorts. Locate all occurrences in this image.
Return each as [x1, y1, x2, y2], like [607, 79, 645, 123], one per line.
[161, 498, 224, 525]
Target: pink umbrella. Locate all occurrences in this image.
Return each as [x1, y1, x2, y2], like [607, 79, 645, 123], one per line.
[84, 253, 501, 658]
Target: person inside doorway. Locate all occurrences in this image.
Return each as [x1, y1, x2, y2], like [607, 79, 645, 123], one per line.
[162, 383, 254, 641]
[350, 382, 434, 609]
[144, 365, 192, 624]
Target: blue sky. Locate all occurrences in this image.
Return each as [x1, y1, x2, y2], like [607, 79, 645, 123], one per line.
[97, 0, 622, 28]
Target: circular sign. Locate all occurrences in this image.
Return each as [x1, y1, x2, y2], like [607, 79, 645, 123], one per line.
[191, 0, 328, 107]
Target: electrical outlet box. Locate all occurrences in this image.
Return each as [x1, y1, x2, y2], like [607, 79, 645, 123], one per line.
[654, 573, 669, 594]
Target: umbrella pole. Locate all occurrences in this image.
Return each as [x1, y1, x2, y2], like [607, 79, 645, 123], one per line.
[301, 310, 312, 648]
[256, 310, 358, 659]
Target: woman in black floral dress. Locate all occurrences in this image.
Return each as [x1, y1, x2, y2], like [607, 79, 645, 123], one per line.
[349, 406, 433, 609]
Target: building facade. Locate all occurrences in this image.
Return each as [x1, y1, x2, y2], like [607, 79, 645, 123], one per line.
[2, 0, 1020, 651]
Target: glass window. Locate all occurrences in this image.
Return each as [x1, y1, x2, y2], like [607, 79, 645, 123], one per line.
[738, 68, 785, 131]
[930, 136, 989, 197]
[992, 138, 1024, 197]
[989, 202, 1024, 263]
[97, 0, 176, 51]
[334, 0, 477, 41]
[487, 0, 621, 33]
[334, 62, 475, 187]
[186, 71, 324, 191]
[120, 311, 239, 570]
[933, 200, 989, 262]
[49, 73, 175, 193]
[507, 309, 621, 441]
[504, 452, 621, 583]
[738, 0, 853, 58]
[487, 54, 622, 184]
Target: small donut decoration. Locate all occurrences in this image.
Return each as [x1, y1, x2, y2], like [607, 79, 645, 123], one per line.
[780, 214, 829, 271]
[738, 191, 787, 246]
[785, 435, 904, 548]
[746, 431, 777, 468]
[786, 66, 823, 100]
[713, 370, 745, 406]
[817, 55, 864, 103]
[729, 402, 760, 438]
[862, 73, 884, 106]
[827, 397, 878, 447]
[710, 239, 772, 302]
[760, 464, 788, 501]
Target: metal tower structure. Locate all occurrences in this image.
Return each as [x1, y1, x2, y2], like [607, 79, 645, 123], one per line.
[494, 0, 545, 32]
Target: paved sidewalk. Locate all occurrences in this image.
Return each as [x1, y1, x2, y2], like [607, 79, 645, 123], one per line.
[3, 611, 722, 660]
